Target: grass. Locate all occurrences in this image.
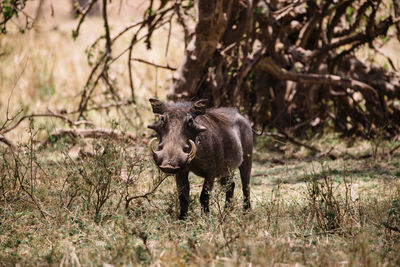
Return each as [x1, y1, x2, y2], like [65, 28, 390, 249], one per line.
[1, 132, 400, 266]
[1, 1, 400, 266]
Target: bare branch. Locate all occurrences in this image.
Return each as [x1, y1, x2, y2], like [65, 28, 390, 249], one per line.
[72, 0, 99, 39]
[131, 57, 177, 70]
[258, 57, 377, 96]
[317, 17, 394, 57]
[389, 143, 400, 155]
[1, 112, 93, 135]
[0, 134, 17, 150]
[102, 0, 111, 58]
[125, 173, 169, 209]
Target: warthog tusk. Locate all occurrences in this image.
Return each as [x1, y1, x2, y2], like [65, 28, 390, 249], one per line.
[148, 138, 158, 155]
[188, 139, 197, 163]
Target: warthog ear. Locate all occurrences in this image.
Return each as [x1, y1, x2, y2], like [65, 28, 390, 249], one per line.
[149, 98, 167, 114]
[190, 99, 208, 116]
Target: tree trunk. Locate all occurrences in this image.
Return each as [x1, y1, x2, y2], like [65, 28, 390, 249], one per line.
[168, 0, 234, 100]
[167, 0, 400, 137]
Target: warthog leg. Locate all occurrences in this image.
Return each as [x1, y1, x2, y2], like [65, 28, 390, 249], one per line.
[200, 177, 215, 214]
[175, 171, 190, 220]
[240, 153, 252, 210]
[220, 176, 235, 209]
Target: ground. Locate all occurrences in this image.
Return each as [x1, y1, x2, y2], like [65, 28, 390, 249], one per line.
[1, 1, 400, 266]
[1, 135, 400, 266]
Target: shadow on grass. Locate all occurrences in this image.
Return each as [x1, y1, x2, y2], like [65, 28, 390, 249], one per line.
[251, 154, 400, 186]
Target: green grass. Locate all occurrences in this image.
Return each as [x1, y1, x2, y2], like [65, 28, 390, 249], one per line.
[1, 133, 400, 266]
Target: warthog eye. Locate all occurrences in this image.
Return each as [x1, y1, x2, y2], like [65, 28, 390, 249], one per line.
[187, 117, 194, 127]
[183, 143, 190, 153]
[186, 116, 206, 133]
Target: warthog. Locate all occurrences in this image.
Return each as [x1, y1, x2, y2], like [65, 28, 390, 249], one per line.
[148, 98, 253, 219]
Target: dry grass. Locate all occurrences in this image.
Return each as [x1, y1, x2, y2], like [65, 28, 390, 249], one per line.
[1, 1, 400, 266]
[1, 134, 400, 266]
[0, 0, 183, 142]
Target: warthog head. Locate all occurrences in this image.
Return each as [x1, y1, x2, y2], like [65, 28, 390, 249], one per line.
[147, 98, 207, 174]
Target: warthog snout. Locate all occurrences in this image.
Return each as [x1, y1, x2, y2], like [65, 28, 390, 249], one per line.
[148, 137, 197, 173]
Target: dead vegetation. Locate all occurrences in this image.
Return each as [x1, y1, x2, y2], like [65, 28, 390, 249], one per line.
[1, 132, 400, 265]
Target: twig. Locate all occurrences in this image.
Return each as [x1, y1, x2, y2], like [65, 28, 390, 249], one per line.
[393, 0, 400, 40]
[131, 57, 177, 70]
[125, 5, 173, 100]
[0, 134, 17, 150]
[165, 13, 174, 56]
[125, 173, 169, 209]
[114, 5, 174, 41]
[72, 0, 99, 39]
[12, 153, 50, 219]
[102, 0, 111, 58]
[84, 100, 134, 113]
[215, 233, 240, 253]
[109, 20, 170, 65]
[296, 5, 320, 48]
[271, 0, 305, 18]
[76, 59, 102, 117]
[64, 100, 133, 115]
[326, 0, 353, 41]
[128, 34, 139, 101]
[76, 0, 114, 119]
[126, 22, 149, 101]
[332, 1, 372, 39]
[389, 143, 400, 155]
[1, 55, 29, 132]
[175, 1, 190, 47]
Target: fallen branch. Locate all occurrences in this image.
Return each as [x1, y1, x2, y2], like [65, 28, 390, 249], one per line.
[52, 127, 136, 140]
[258, 57, 378, 96]
[261, 130, 337, 159]
[383, 222, 400, 233]
[1, 112, 94, 135]
[262, 130, 321, 153]
[39, 128, 137, 149]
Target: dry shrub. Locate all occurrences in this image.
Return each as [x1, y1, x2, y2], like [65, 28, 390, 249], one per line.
[0, 120, 49, 218]
[384, 181, 400, 236]
[304, 163, 360, 234]
[1, 120, 400, 265]
[58, 137, 151, 222]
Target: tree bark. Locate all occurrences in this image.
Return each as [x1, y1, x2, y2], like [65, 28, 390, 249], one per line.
[168, 0, 234, 100]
